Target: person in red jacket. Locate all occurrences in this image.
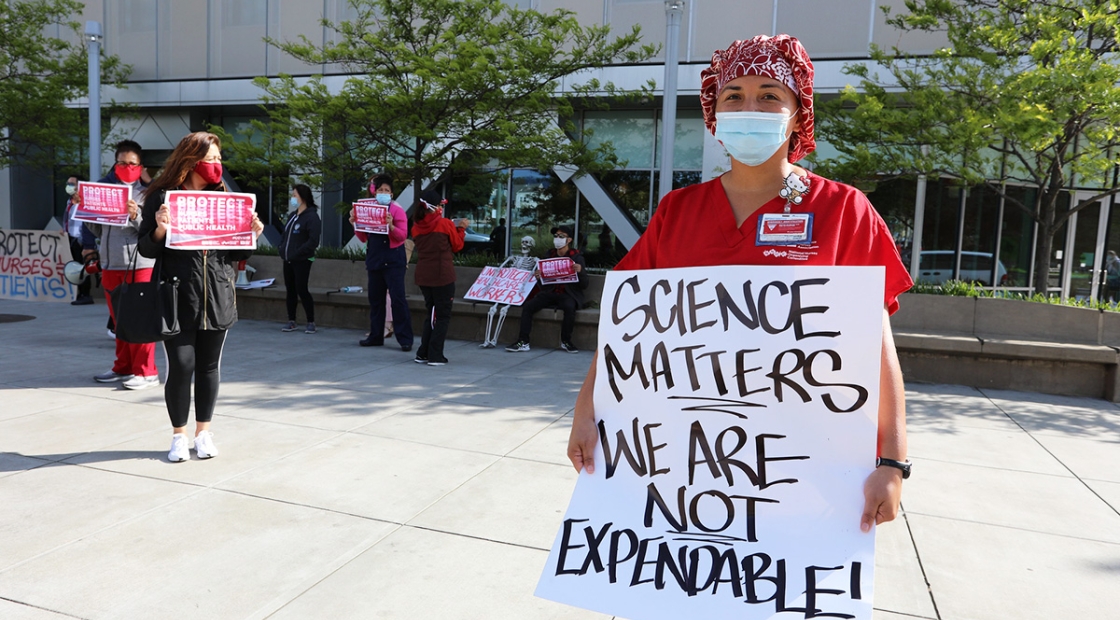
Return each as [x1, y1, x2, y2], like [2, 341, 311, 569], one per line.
[411, 189, 468, 366]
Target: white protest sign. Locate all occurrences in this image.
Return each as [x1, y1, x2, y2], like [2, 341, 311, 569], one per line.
[463, 266, 536, 306]
[536, 265, 885, 620]
[0, 230, 73, 302]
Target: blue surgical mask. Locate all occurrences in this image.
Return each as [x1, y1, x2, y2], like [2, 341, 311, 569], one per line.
[375, 193, 392, 206]
[289, 196, 299, 208]
[714, 111, 793, 166]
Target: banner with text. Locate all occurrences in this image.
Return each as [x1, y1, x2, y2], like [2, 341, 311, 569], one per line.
[75, 181, 131, 227]
[464, 266, 536, 306]
[353, 199, 389, 234]
[0, 230, 73, 302]
[539, 257, 579, 285]
[166, 190, 257, 250]
[536, 265, 885, 620]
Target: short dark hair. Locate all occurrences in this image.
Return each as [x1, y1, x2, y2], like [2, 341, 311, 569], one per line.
[372, 174, 393, 192]
[115, 139, 142, 160]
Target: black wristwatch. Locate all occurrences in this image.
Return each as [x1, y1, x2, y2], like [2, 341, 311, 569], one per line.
[876, 457, 912, 479]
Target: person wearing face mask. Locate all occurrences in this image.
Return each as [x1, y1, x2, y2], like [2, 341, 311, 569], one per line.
[411, 189, 468, 366]
[350, 174, 413, 351]
[505, 224, 587, 354]
[138, 131, 264, 463]
[279, 184, 322, 334]
[62, 175, 94, 305]
[566, 35, 914, 534]
[78, 140, 160, 389]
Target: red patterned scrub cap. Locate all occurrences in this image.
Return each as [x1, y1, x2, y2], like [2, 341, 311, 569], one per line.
[700, 34, 816, 162]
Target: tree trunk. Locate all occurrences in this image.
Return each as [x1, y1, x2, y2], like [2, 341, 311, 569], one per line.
[1031, 191, 1061, 297]
[1032, 228, 1055, 297]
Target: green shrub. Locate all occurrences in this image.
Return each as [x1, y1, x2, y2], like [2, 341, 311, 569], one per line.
[910, 280, 1120, 312]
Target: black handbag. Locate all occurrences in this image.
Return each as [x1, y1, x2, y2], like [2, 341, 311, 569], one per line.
[110, 249, 181, 343]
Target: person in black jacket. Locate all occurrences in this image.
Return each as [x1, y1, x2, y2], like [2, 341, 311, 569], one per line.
[279, 184, 322, 333]
[505, 224, 588, 354]
[137, 131, 263, 463]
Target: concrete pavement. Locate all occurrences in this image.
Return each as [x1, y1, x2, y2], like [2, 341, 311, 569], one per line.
[1, 297, 1118, 619]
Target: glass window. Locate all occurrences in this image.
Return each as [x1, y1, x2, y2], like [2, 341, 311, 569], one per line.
[865, 178, 917, 265]
[921, 178, 964, 254]
[998, 186, 1037, 288]
[448, 169, 510, 258]
[960, 184, 1001, 284]
[1100, 198, 1120, 301]
[597, 170, 653, 228]
[654, 109, 705, 170]
[583, 110, 655, 170]
[1070, 199, 1102, 299]
[509, 170, 576, 253]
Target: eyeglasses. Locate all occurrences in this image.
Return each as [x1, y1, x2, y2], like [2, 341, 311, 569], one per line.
[115, 162, 142, 168]
[554, 234, 569, 239]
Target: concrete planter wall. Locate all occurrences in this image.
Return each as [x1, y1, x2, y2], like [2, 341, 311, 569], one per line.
[893, 293, 1120, 346]
[892, 293, 1120, 401]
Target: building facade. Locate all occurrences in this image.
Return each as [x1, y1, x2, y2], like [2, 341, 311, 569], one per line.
[2, 0, 1117, 300]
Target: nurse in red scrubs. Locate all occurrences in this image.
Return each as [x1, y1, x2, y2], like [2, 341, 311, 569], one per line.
[567, 34, 914, 533]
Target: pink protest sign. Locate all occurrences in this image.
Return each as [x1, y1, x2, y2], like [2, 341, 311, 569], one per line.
[538, 257, 579, 285]
[165, 190, 257, 250]
[353, 199, 389, 234]
[74, 182, 131, 227]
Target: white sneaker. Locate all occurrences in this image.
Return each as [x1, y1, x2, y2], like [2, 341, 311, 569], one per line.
[194, 430, 218, 459]
[168, 434, 189, 462]
[94, 370, 133, 383]
[122, 375, 160, 390]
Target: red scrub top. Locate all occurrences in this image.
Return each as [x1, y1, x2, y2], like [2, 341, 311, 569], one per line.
[615, 172, 913, 314]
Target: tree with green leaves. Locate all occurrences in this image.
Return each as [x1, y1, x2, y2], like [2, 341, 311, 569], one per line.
[216, 0, 656, 208]
[812, 0, 1120, 296]
[0, 0, 130, 167]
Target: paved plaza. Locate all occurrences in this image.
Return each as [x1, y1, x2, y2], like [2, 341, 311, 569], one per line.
[1, 297, 1118, 619]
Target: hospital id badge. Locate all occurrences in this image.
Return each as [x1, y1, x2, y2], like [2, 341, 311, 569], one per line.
[757, 213, 813, 245]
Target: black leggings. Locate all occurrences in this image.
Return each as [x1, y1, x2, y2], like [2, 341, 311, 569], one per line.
[163, 329, 227, 428]
[417, 282, 455, 363]
[283, 259, 315, 322]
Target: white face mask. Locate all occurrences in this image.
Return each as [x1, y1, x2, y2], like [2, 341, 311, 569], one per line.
[554, 237, 568, 250]
[65, 184, 77, 196]
[714, 111, 793, 166]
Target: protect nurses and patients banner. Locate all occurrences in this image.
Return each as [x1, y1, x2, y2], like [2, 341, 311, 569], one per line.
[0, 230, 73, 302]
[165, 190, 257, 250]
[536, 265, 885, 620]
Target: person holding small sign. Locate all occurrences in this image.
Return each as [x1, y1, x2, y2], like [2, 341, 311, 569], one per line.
[79, 140, 160, 389]
[138, 131, 264, 463]
[567, 35, 914, 533]
[279, 184, 322, 334]
[506, 224, 588, 354]
[62, 175, 94, 305]
[411, 189, 468, 366]
[351, 174, 413, 351]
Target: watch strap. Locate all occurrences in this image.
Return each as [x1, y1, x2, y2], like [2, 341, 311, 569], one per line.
[876, 457, 911, 479]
